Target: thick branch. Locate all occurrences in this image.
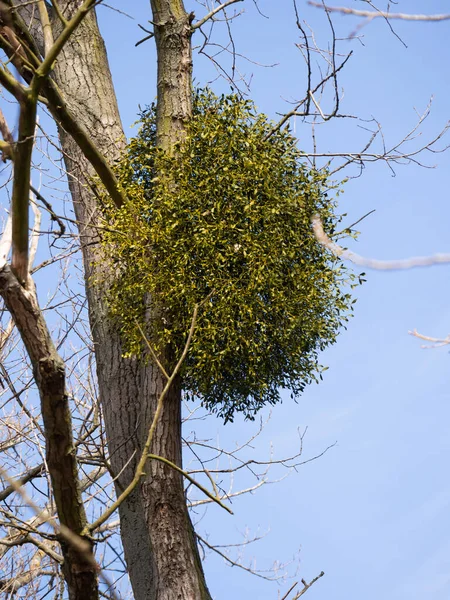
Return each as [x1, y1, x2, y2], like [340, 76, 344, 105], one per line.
[10, 95, 36, 283]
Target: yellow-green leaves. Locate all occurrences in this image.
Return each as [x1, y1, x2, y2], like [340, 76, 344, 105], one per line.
[99, 90, 355, 422]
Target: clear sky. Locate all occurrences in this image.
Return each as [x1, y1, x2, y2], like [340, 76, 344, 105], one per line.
[72, 2, 450, 598]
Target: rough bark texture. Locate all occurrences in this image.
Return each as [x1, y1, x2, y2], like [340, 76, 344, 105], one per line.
[151, 0, 194, 149]
[45, 2, 211, 599]
[145, 5, 212, 597]
[0, 266, 98, 600]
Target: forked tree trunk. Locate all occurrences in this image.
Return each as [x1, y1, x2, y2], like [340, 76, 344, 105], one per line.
[47, 2, 211, 599]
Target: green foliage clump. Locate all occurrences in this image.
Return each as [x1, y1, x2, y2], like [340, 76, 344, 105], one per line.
[99, 89, 355, 421]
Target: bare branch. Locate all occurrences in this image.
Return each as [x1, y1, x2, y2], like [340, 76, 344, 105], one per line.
[408, 329, 450, 349]
[0, 4, 127, 210]
[148, 453, 233, 514]
[308, 3, 450, 22]
[192, 0, 244, 30]
[37, 0, 54, 55]
[50, 0, 68, 26]
[264, 51, 353, 140]
[197, 533, 280, 580]
[279, 571, 325, 599]
[0, 265, 98, 591]
[87, 304, 234, 532]
[312, 215, 450, 270]
[0, 464, 44, 502]
[293, 571, 325, 598]
[135, 320, 169, 379]
[33, 0, 98, 89]
[11, 99, 36, 284]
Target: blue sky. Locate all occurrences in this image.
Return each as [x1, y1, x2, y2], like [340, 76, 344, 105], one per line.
[47, 2, 450, 598]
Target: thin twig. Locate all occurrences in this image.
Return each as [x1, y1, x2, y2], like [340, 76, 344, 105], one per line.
[308, 3, 450, 22]
[88, 304, 231, 532]
[192, 0, 244, 30]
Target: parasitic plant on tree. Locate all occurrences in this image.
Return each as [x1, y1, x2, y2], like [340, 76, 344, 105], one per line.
[99, 90, 356, 422]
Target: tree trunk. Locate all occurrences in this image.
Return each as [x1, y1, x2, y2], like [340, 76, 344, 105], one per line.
[47, 2, 211, 599]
